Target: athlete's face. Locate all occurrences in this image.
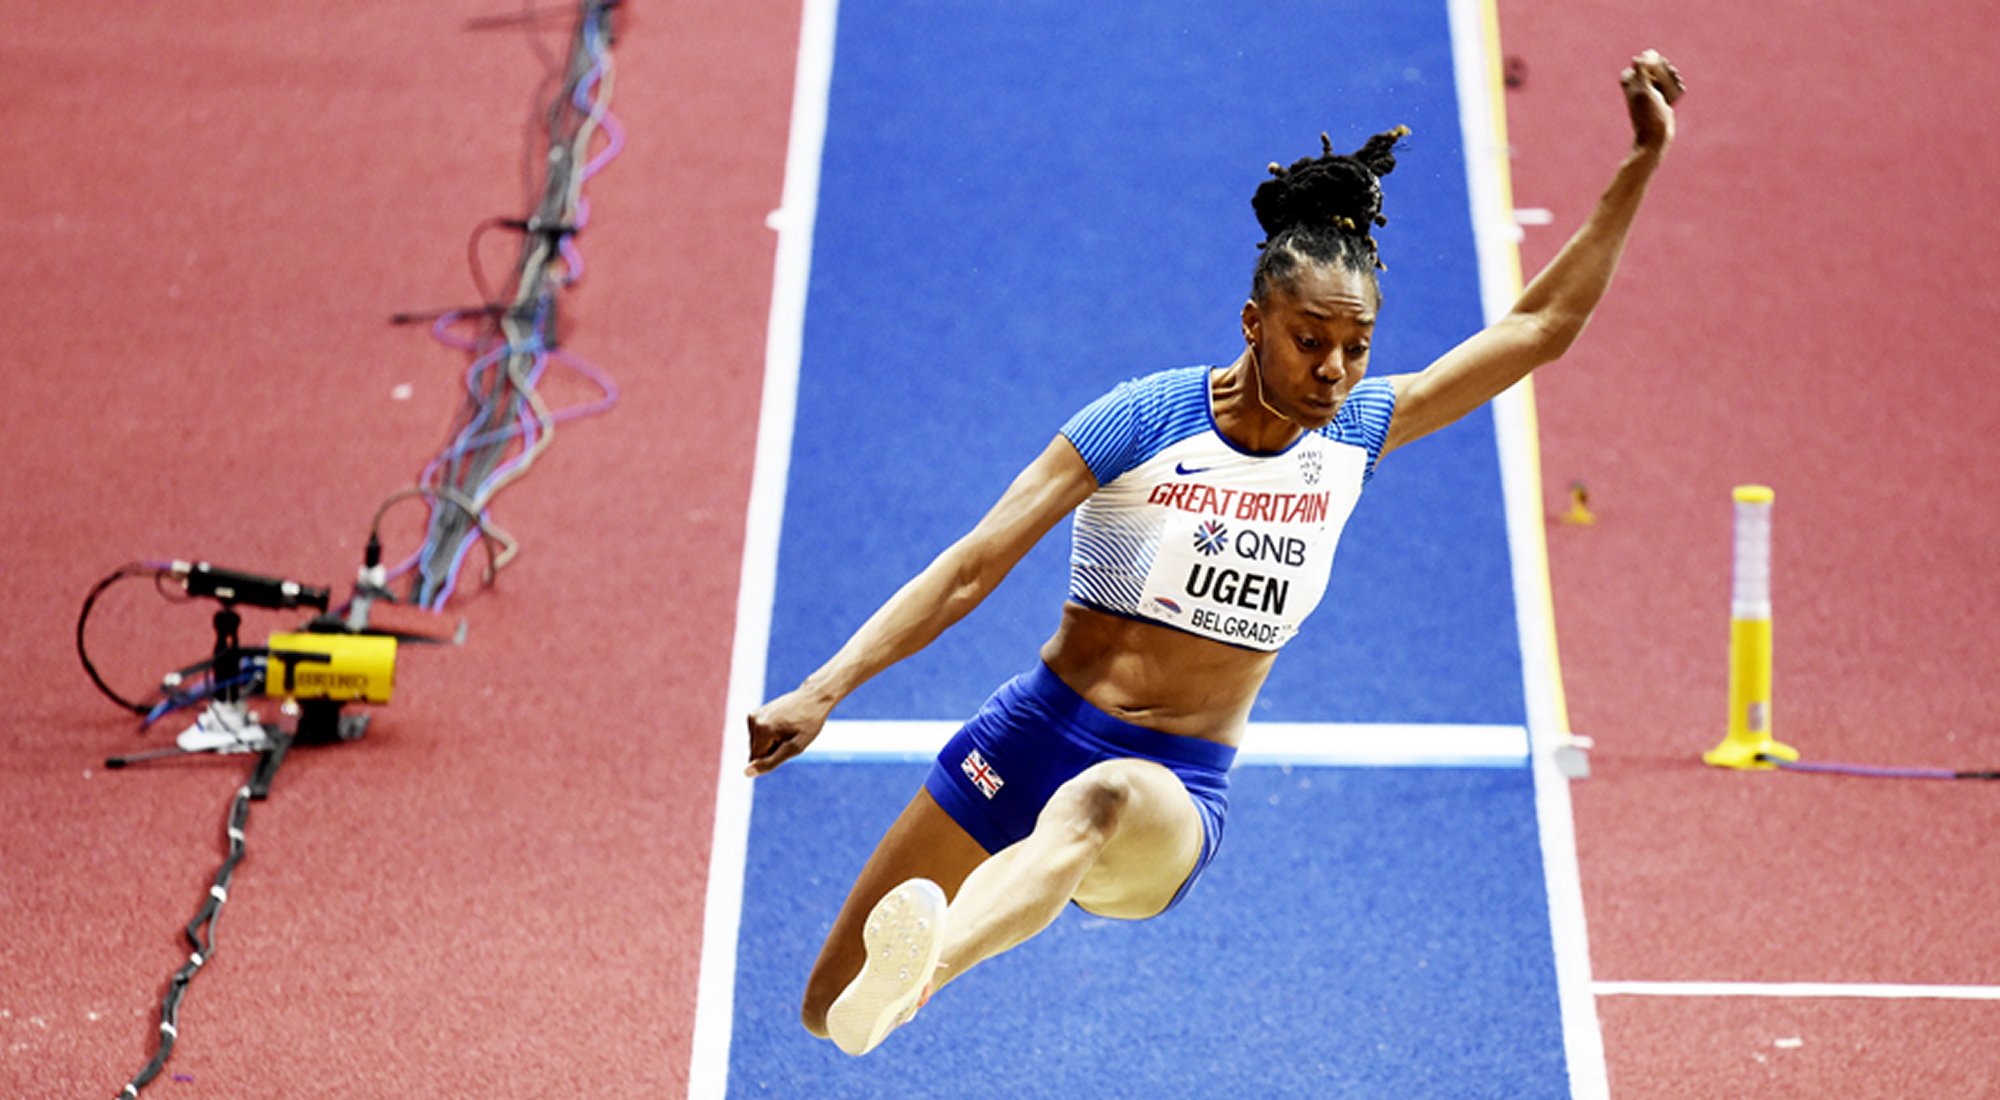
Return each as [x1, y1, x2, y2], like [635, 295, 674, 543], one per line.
[1241, 262, 1379, 428]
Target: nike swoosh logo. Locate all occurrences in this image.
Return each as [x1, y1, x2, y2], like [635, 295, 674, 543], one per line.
[1174, 462, 1213, 476]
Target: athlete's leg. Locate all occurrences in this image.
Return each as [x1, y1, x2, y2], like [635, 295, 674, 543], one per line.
[931, 757, 1204, 992]
[801, 787, 988, 1038]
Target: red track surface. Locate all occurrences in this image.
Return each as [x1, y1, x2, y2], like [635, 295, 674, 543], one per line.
[1501, 1, 2000, 1095]
[7, 2, 1995, 1097]
[1, 3, 791, 1095]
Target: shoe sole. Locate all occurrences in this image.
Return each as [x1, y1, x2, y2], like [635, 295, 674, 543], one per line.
[826, 878, 947, 1056]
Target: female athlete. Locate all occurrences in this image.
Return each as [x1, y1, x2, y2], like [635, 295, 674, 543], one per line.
[747, 50, 1684, 1056]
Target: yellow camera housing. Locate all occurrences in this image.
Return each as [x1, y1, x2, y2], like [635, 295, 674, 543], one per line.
[264, 632, 396, 704]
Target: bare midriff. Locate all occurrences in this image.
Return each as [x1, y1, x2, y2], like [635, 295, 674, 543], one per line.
[1038, 602, 1276, 748]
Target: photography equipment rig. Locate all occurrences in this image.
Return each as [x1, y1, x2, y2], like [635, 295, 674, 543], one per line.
[90, 560, 403, 794]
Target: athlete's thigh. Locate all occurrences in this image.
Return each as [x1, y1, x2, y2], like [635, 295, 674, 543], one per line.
[1067, 758, 1205, 919]
[803, 787, 989, 1016]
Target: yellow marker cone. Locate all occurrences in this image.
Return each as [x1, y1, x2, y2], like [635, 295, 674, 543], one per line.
[1705, 485, 1798, 768]
[1561, 481, 1597, 526]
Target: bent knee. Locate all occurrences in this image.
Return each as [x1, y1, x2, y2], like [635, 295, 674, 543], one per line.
[1048, 761, 1150, 839]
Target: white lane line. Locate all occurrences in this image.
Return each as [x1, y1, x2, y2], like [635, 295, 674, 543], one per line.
[688, 1, 840, 1097]
[802, 719, 1529, 768]
[1449, 0, 1609, 1096]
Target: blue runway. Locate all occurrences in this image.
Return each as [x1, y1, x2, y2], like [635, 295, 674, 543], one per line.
[733, 765, 1564, 1098]
[729, 0, 1569, 1094]
[766, 0, 1519, 724]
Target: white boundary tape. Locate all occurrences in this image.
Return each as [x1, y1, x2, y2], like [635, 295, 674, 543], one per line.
[804, 719, 1528, 768]
[1596, 981, 2000, 1002]
[1447, 0, 1611, 1096]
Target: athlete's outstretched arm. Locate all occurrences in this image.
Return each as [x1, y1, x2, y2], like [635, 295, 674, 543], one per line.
[1382, 50, 1684, 455]
[745, 437, 1099, 776]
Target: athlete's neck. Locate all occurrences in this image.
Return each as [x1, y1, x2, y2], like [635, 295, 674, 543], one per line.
[1210, 354, 1304, 454]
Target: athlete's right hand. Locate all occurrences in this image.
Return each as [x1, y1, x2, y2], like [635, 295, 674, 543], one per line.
[745, 690, 832, 776]
[1621, 49, 1683, 153]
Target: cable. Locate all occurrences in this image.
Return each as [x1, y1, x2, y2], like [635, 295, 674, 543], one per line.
[141, 665, 265, 731]
[116, 779, 258, 1098]
[1760, 755, 2000, 781]
[464, 215, 521, 308]
[377, 0, 624, 613]
[370, 485, 515, 585]
[78, 562, 173, 715]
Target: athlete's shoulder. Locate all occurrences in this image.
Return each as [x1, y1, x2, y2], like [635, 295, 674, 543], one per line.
[1125, 363, 1210, 398]
[1328, 375, 1396, 427]
[1316, 376, 1398, 477]
[1061, 365, 1214, 484]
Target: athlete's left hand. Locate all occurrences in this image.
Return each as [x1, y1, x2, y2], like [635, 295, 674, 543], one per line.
[1622, 49, 1684, 153]
[745, 689, 832, 777]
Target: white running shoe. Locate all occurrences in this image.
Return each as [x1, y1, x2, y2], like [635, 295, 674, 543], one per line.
[826, 878, 947, 1056]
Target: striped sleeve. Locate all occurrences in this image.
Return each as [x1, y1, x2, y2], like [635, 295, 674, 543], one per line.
[1060, 378, 1145, 484]
[1329, 376, 1398, 482]
[1061, 366, 1214, 484]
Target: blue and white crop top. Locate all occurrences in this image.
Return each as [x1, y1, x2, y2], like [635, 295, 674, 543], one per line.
[1059, 365, 1397, 652]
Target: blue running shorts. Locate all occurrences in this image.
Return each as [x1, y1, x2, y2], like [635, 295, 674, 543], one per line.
[923, 661, 1237, 913]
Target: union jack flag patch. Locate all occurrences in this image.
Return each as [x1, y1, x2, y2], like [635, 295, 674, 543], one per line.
[960, 749, 1004, 799]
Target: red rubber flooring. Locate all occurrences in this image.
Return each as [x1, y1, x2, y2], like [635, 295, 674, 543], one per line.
[1502, 1, 2000, 1095]
[4, 1, 1995, 1096]
[0, 3, 794, 1095]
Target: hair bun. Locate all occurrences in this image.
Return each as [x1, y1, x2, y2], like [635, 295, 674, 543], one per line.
[1251, 126, 1410, 244]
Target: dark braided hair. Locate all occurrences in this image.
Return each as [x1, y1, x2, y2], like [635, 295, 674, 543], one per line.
[1249, 125, 1409, 303]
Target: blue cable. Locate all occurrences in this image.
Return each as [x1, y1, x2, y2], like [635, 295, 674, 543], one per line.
[141, 667, 264, 731]
[401, 1, 624, 611]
